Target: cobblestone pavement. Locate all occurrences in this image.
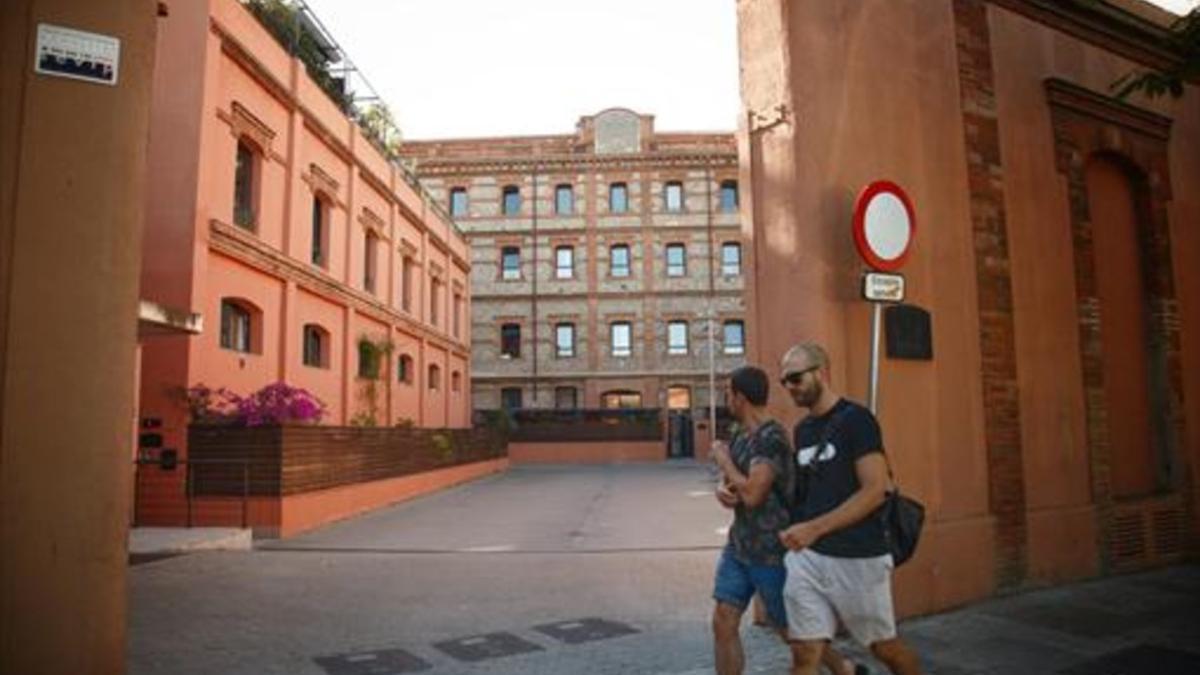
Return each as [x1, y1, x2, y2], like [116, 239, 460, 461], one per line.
[128, 464, 1200, 674]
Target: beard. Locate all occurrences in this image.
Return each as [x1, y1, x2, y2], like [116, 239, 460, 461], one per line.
[792, 378, 823, 408]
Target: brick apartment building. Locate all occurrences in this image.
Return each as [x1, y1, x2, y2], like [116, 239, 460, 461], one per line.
[402, 109, 746, 457]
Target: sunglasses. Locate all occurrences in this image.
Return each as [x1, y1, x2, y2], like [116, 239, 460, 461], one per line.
[779, 366, 819, 387]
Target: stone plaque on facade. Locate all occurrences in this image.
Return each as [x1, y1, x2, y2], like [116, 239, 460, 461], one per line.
[594, 109, 640, 155]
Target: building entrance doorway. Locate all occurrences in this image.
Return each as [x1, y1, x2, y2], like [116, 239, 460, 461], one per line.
[666, 386, 693, 458]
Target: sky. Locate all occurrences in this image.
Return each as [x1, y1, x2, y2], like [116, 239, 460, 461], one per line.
[300, 0, 1196, 141]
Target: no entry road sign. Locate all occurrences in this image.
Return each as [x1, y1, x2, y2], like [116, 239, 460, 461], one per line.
[852, 180, 916, 272]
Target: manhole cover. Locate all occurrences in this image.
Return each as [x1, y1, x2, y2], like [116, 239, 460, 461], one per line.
[1059, 644, 1200, 675]
[433, 632, 543, 662]
[533, 617, 640, 645]
[313, 648, 431, 675]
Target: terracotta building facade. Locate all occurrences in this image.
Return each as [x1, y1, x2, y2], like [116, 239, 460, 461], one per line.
[135, 0, 472, 523]
[403, 110, 746, 458]
[738, 0, 1200, 615]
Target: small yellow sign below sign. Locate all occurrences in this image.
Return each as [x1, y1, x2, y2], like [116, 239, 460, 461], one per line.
[862, 272, 905, 303]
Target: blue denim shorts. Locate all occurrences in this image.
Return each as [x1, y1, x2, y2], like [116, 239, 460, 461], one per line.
[712, 544, 788, 629]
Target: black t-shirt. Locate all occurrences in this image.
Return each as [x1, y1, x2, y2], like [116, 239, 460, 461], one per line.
[792, 398, 889, 558]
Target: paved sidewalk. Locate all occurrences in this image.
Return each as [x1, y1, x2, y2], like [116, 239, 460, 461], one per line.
[733, 564, 1200, 675]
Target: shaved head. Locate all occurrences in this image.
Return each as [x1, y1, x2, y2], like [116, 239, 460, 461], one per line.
[780, 341, 829, 376]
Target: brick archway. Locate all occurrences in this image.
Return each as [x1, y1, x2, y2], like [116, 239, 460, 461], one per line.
[1045, 78, 1190, 572]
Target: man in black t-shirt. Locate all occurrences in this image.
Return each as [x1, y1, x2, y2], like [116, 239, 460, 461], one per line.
[777, 342, 922, 675]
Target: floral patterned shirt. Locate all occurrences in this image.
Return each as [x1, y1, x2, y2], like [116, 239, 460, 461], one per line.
[727, 419, 793, 566]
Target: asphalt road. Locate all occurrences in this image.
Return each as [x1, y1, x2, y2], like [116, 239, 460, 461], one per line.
[128, 463, 1200, 675]
[128, 463, 770, 675]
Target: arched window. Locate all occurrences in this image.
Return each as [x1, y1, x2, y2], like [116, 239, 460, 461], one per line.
[451, 371, 462, 393]
[302, 324, 329, 368]
[219, 298, 260, 353]
[397, 354, 414, 384]
[428, 364, 441, 390]
[719, 180, 739, 212]
[502, 185, 521, 215]
[600, 390, 642, 409]
[555, 184, 574, 214]
[609, 183, 628, 213]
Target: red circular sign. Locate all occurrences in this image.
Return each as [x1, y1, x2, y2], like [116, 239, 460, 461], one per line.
[852, 180, 916, 272]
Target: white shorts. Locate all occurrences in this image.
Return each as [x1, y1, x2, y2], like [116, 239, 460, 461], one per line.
[783, 548, 897, 647]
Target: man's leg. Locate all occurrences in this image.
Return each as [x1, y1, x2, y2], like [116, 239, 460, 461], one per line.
[821, 646, 858, 675]
[789, 639, 826, 675]
[870, 637, 921, 675]
[713, 601, 746, 675]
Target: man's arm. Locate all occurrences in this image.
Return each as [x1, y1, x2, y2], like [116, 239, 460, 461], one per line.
[711, 442, 776, 508]
[780, 451, 889, 550]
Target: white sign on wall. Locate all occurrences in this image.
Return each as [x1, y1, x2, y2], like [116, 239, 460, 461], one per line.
[35, 24, 120, 86]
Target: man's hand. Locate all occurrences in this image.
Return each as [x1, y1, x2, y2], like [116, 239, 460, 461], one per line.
[779, 520, 823, 550]
[716, 481, 740, 509]
[711, 440, 732, 469]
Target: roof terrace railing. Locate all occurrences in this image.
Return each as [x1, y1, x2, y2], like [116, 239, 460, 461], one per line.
[238, 0, 459, 237]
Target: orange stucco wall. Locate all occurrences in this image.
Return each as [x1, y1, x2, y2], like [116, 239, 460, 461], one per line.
[184, 458, 508, 538]
[508, 441, 666, 464]
[737, 0, 1199, 614]
[739, 0, 994, 615]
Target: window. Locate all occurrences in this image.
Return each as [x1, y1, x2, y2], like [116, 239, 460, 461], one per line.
[610, 244, 631, 278]
[555, 184, 573, 215]
[501, 246, 521, 280]
[430, 278, 441, 326]
[667, 385, 692, 410]
[609, 183, 628, 213]
[500, 387, 523, 410]
[364, 231, 378, 293]
[722, 242, 741, 276]
[555, 246, 574, 279]
[219, 300, 253, 353]
[302, 324, 328, 368]
[358, 340, 379, 379]
[668, 320, 689, 355]
[428, 364, 441, 390]
[666, 243, 686, 277]
[452, 292, 462, 338]
[311, 195, 328, 267]
[719, 180, 739, 212]
[233, 140, 256, 229]
[500, 323, 521, 358]
[723, 320, 745, 355]
[555, 323, 575, 358]
[502, 185, 521, 215]
[664, 181, 683, 212]
[601, 390, 642, 409]
[401, 256, 414, 312]
[449, 187, 468, 217]
[554, 386, 577, 410]
[610, 321, 632, 357]
[397, 354, 413, 383]
[451, 371, 462, 393]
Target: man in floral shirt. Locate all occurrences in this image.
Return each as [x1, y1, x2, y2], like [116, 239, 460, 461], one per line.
[710, 366, 793, 674]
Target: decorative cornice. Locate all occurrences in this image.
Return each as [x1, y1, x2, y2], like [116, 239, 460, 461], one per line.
[471, 368, 741, 381]
[1045, 77, 1173, 142]
[988, 0, 1184, 73]
[303, 163, 341, 201]
[358, 206, 387, 236]
[408, 151, 739, 177]
[472, 288, 745, 302]
[208, 218, 468, 357]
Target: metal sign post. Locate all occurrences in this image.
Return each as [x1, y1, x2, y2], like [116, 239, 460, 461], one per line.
[852, 181, 917, 415]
